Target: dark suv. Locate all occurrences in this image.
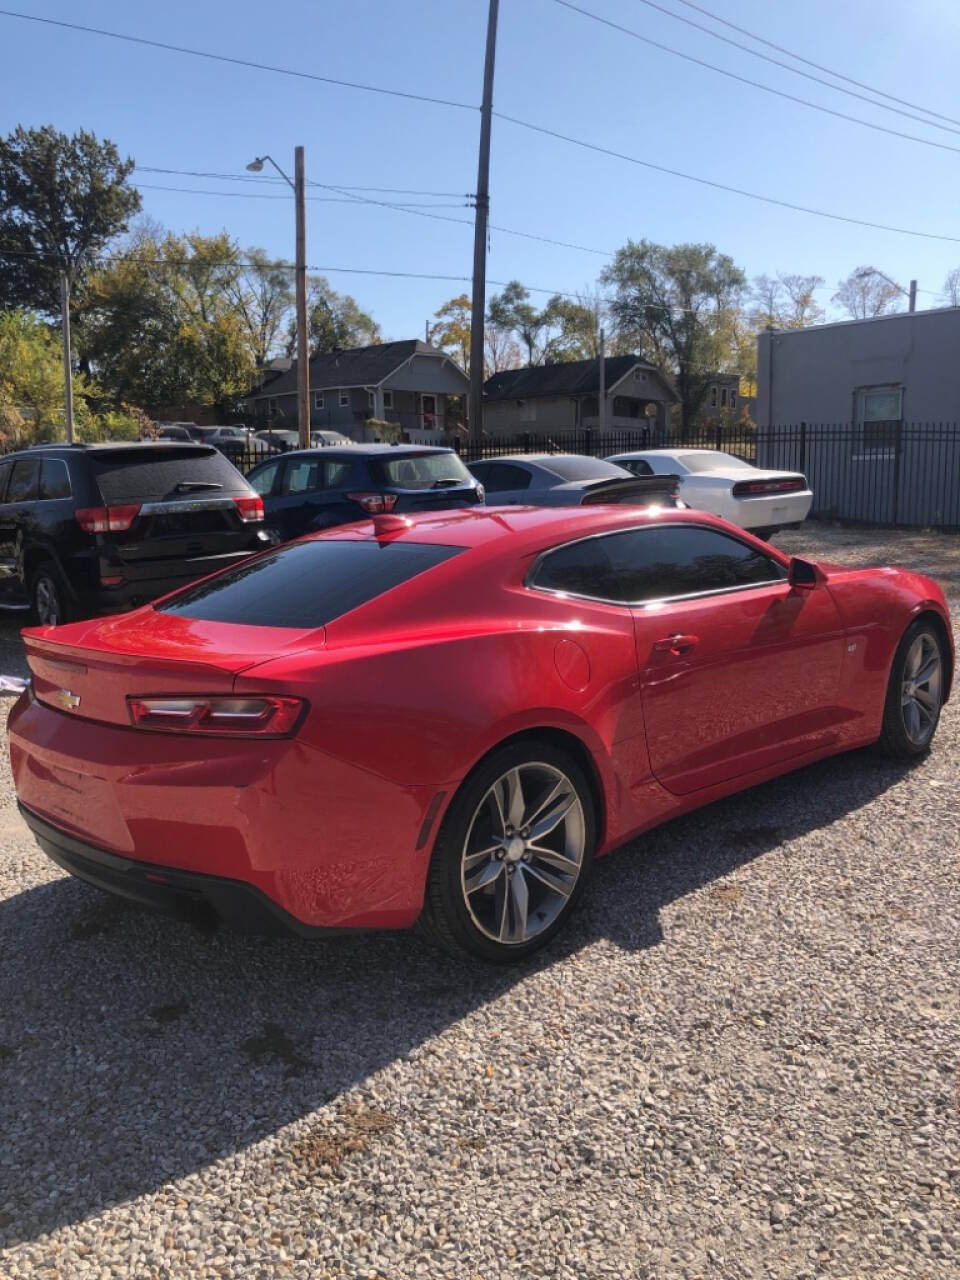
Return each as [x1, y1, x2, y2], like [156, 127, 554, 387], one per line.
[0, 443, 272, 624]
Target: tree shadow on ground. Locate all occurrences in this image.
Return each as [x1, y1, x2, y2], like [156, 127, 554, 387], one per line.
[0, 747, 916, 1247]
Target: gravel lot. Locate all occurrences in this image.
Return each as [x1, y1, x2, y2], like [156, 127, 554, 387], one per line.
[1, 522, 958, 1280]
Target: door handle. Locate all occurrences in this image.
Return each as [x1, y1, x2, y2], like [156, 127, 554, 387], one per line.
[652, 633, 700, 656]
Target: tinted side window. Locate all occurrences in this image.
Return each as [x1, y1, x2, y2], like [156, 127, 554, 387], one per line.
[532, 526, 784, 604]
[622, 458, 653, 476]
[40, 458, 72, 499]
[7, 458, 40, 502]
[0, 460, 13, 503]
[608, 526, 784, 602]
[160, 539, 465, 628]
[474, 462, 532, 493]
[280, 459, 322, 495]
[530, 537, 624, 601]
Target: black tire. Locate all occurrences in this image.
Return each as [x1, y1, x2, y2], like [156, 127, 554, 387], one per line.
[29, 562, 71, 627]
[419, 739, 596, 962]
[875, 619, 946, 758]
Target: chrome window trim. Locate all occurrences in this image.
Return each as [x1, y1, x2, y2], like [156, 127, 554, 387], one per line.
[524, 522, 787, 609]
[138, 497, 240, 516]
[39, 457, 72, 502]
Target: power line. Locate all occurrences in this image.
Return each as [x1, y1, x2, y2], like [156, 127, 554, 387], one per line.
[494, 112, 960, 245]
[0, 8, 476, 112]
[137, 167, 471, 198]
[630, 0, 960, 137]
[671, 0, 960, 130]
[135, 182, 469, 209]
[554, 0, 960, 156]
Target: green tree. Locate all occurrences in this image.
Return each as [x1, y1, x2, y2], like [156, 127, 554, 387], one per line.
[428, 293, 472, 371]
[0, 309, 138, 443]
[540, 294, 600, 362]
[602, 240, 746, 426]
[287, 276, 380, 356]
[0, 125, 141, 315]
[486, 281, 547, 365]
[79, 232, 255, 414]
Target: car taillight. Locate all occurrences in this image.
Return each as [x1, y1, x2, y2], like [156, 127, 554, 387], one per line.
[127, 694, 306, 737]
[347, 492, 399, 514]
[732, 477, 806, 497]
[233, 495, 264, 522]
[75, 504, 141, 533]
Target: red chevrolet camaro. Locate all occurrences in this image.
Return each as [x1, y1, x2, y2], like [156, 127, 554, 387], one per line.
[8, 505, 953, 961]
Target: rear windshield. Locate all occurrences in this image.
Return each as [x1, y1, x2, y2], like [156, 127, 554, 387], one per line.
[540, 456, 631, 481]
[677, 452, 752, 473]
[159, 539, 464, 628]
[372, 451, 472, 490]
[91, 447, 249, 503]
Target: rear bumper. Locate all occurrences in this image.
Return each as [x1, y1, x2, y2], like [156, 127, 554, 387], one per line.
[19, 802, 345, 936]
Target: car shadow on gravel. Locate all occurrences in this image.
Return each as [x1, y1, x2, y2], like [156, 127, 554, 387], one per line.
[0, 746, 917, 1247]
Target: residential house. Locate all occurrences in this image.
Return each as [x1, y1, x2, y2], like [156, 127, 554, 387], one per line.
[482, 356, 678, 436]
[699, 373, 755, 425]
[756, 309, 960, 524]
[243, 340, 469, 439]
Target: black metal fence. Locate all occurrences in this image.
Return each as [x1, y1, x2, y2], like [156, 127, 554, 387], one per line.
[228, 421, 960, 531]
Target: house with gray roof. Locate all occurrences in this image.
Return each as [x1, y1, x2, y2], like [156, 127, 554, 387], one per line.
[482, 356, 677, 436]
[244, 340, 469, 439]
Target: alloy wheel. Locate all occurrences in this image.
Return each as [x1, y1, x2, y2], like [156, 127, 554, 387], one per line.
[900, 632, 942, 746]
[460, 762, 586, 946]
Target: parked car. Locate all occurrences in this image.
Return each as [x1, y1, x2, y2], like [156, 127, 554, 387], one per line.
[152, 425, 193, 442]
[0, 442, 271, 624]
[9, 505, 952, 960]
[467, 453, 680, 507]
[246, 444, 484, 542]
[254, 428, 352, 451]
[607, 449, 812, 535]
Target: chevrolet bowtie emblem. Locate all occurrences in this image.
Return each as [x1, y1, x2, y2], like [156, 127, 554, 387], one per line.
[52, 688, 81, 711]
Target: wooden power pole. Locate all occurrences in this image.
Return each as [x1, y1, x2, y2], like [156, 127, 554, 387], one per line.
[60, 272, 74, 443]
[468, 0, 500, 441]
[294, 145, 310, 449]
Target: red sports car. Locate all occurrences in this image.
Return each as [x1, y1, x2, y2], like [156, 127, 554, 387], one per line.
[8, 505, 953, 961]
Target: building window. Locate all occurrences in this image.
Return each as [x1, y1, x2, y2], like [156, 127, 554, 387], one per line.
[383, 390, 393, 410]
[612, 396, 640, 419]
[720, 388, 728, 408]
[268, 398, 278, 416]
[313, 391, 324, 410]
[519, 399, 536, 423]
[339, 389, 349, 408]
[710, 386, 718, 408]
[730, 391, 737, 410]
[857, 385, 902, 454]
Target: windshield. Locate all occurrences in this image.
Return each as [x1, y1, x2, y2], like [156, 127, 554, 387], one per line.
[373, 452, 473, 490]
[540, 456, 631, 481]
[677, 451, 753, 473]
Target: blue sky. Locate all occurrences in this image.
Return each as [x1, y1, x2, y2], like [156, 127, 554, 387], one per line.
[2, 0, 959, 339]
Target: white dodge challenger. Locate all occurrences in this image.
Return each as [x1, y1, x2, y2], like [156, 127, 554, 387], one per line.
[605, 449, 813, 536]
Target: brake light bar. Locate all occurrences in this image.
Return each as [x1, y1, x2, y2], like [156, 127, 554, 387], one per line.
[128, 694, 306, 738]
[233, 495, 264, 522]
[732, 477, 806, 497]
[347, 492, 399, 515]
[75, 504, 141, 533]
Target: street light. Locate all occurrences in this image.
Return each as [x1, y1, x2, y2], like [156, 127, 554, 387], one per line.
[856, 267, 917, 313]
[246, 148, 310, 447]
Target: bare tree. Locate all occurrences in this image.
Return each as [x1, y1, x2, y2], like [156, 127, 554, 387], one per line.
[483, 323, 523, 377]
[941, 267, 960, 307]
[832, 266, 903, 319]
[779, 274, 825, 327]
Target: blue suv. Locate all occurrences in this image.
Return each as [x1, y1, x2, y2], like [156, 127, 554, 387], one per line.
[245, 445, 484, 542]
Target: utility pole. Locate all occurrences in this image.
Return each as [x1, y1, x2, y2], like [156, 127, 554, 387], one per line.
[597, 328, 607, 433]
[59, 272, 74, 443]
[468, 0, 500, 441]
[908, 279, 917, 313]
[294, 145, 310, 449]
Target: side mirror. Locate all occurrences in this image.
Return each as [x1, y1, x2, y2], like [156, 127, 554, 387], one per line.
[788, 557, 818, 592]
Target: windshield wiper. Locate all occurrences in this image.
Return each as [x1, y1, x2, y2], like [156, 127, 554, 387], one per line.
[173, 481, 223, 493]
[430, 478, 463, 488]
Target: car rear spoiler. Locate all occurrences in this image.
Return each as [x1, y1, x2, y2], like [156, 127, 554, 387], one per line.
[580, 475, 681, 506]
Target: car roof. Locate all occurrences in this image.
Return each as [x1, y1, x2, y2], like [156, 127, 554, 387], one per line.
[260, 444, 454, 461]
[305, 502, 736, 557]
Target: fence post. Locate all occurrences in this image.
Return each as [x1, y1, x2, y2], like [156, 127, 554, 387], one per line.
[584, 426, 594, 456]
[714, 423, 723, 451]
[799, 420, 806, 474]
